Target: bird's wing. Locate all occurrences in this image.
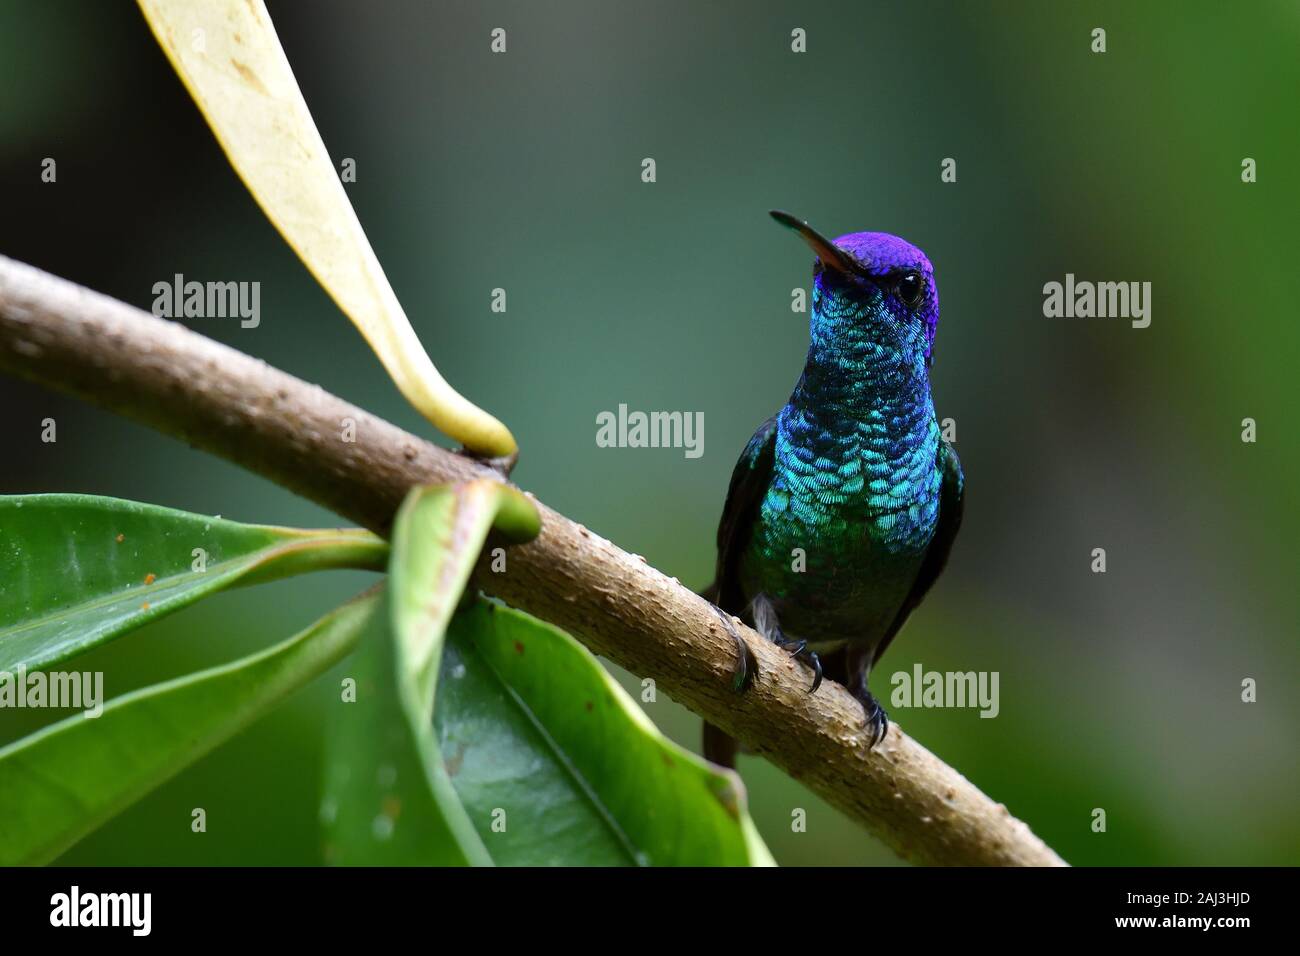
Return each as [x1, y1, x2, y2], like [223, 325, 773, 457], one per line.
[871, 437, 965, 668]
[701, 416, 778, 769]
[704, 414, 778, 615]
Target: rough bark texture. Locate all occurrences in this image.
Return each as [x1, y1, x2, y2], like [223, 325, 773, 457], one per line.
[0, 255, 1066, 866]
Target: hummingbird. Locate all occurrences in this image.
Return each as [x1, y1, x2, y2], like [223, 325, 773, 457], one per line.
[701, 210, 964, 768]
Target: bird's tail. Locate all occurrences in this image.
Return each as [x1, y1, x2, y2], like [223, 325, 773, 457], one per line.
[702, 721, 739, 769]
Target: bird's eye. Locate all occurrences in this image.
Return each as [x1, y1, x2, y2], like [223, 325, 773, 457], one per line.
[895, 271, 924, 308]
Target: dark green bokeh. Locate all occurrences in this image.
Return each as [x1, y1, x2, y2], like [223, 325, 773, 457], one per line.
[1, 0, 1295, 866]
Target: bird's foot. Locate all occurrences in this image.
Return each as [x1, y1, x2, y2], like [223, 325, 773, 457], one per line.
[774, 635, 823, 694]
[749, 592, 822, 694]
[708, 603, 756, 693]
[851, 687, 890, 750]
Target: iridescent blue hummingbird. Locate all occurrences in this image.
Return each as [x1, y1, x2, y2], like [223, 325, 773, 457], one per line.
[702, 210, 964, 768]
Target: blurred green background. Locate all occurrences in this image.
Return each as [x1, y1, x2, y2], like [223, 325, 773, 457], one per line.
[1, 0, 1296, 866]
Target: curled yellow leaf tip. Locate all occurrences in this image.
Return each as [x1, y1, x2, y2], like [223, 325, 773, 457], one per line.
[135, 0, 517, 457]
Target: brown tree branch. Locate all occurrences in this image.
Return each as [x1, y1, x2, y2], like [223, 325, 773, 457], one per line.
[0, 255, 1066, 866]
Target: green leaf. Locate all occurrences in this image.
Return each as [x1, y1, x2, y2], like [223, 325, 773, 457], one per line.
[388, 480, 539, 709]
[325, 479, 771, 866]
[323, 480, 540, 865]
[322, 587, 492, 865]
[0, 589, 378, 866]
[0, 494, 386, 672]
[436, 601, 775, 866]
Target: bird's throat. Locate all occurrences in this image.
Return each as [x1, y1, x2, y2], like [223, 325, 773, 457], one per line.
[778, 341, 940, 525]
[792, 335, 932, 423]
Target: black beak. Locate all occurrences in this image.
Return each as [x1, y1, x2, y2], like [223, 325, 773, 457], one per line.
[770, 210, 860, 277]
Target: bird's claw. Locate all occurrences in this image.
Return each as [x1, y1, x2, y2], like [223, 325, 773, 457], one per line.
[857, 691, 890, 750]
[777, 637, 822, 694]
[709, 604, 756, 693]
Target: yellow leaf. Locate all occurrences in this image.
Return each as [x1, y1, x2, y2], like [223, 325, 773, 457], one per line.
[135, 0, 516, 458]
